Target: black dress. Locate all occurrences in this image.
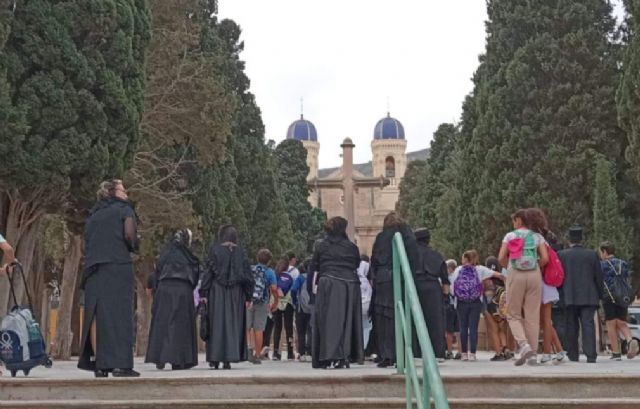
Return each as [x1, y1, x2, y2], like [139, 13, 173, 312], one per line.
[309, 235, 363, 368]
[200, 242, 253, 364]
[145, 239, 200, 369]
[412, 243, 449, 359]
[78, 198, 139, 372]
[370, 224, 419, 364]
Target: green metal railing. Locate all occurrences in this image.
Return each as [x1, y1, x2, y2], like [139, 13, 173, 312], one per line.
[393, 232, 449, 409]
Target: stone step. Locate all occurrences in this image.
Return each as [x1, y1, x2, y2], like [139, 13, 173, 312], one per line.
[1, 374, 638, 402]
[1, 398, 640, 409]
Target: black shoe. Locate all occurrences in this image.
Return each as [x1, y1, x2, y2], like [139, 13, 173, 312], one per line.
[272, 351, 281, 361]
[223, 362, 231, 370]
[333, 359, 350, 369]
[377, 359, 392, 368]
[610, 353, 622, 361]
[209, 361, 219, 369]
[453, 353, 462, 360]
[156, 363, 165, 370]
[490, 354, 507, 362]
[445, 352, 453, 360]
[287, 348, 295, 360]
[112, 368, 140, 377]
[171, 364, 186, 370]
[94, 369, 109, 378]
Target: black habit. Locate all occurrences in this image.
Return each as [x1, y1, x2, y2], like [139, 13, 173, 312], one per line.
[200, 242, 253, 364]
[78, 198, 139, 372]
[412, 243, 449, 359]
[369, 224, 420, 364]
[309, 234, 363, 368]
[145, 238, 200, 368]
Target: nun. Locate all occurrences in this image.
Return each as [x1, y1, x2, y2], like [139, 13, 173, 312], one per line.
[412, 228, 449, 360]
[369, 212, 419, 368]
[78, 180, 139, 377]
[310, 216, 363, 369]
[145, 229, 200, 370]
[200, 224, 254, 369]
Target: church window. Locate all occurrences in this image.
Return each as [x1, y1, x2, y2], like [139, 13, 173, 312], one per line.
[385, 156, 395, 178]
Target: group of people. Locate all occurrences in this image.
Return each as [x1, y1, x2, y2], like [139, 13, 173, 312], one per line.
[5, 179, 631, 378]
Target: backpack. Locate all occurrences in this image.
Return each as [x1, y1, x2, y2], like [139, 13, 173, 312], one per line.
[605, 259, 634, 308]
[251, 264, 270, 304]
[543, 244, 564, 287]
[509, 230, 538, 271]
[298, 278, 312, 314]
[276, 271, 294, 311]
[453, 265, 483, 302]
[0, 306, 46, 364]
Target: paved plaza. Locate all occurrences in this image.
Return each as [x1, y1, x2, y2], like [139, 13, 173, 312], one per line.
[4, 351, 638, 380]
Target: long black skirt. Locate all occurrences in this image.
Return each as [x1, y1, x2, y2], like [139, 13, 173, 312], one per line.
[373, 281, 395, 363]
[205, 281, 247, 363]
[78, 263, 134, 371]
[413, 278, 446, 359]
[145, 279, 198, 368]
[312, 274, 364, 367]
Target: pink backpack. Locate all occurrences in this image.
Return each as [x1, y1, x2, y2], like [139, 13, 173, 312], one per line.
[543, 244, 564, 287]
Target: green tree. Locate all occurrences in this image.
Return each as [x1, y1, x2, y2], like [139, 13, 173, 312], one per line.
[0, 0, 150, 315]
[592, 157, 631, 258]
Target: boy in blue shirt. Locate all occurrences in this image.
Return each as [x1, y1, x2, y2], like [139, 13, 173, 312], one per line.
[247, 249, 279, 364]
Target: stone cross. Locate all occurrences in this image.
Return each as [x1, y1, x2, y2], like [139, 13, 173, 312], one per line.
[309, 137, 389, 239]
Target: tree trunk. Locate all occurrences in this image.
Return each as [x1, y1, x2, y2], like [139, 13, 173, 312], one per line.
[135, 259, 154, 357]
[50, 234, 83, 360]
[0, 190, 48, 316]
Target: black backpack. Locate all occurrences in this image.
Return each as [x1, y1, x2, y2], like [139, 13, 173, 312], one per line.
[604, 259, 634, 308]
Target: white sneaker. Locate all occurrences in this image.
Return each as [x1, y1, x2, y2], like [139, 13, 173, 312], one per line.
[553, 351, 567, 364]
[540, 354, 553, 364]
[627, 339, 639, 360]
[526, 354, 538, 366]
[461, 352, 469, 361]
[515, 344, 535, 367]
[468, 353, 477, 361]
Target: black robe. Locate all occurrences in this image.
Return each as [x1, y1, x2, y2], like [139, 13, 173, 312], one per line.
[78, 198, 139, 372]
[309, 234, 363, 367]
[412, 243, 449, 359]
[200, 242, 253, 363]
[145, 240, 201, 368]
[369, 224, 419, 363]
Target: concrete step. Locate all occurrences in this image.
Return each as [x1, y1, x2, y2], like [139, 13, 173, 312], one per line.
[1, 398, 640, 409]
[2, 374, 638, 401]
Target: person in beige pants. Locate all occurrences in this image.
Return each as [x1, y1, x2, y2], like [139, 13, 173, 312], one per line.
[498, 209, 548, 366]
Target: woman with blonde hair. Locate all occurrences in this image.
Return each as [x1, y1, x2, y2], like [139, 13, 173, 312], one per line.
[78, 179, 140, 377]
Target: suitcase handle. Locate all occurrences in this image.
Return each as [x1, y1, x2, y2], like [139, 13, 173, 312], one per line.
[6, 262, 35, 318]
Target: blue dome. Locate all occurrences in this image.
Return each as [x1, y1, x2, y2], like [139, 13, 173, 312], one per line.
[374, 114, 405, 140]
[286, 116, 318, 142]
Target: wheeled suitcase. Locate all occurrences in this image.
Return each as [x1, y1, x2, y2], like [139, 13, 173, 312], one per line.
[0, 263, 53, 377]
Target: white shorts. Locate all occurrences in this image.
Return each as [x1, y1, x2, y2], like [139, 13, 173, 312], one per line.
[541, 282, 559, 305]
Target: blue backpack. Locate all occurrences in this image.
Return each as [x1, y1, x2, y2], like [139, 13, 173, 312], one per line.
[453, 265, 483, 302]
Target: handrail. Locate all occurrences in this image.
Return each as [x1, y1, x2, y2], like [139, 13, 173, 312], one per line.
[393, 232, 449, 409]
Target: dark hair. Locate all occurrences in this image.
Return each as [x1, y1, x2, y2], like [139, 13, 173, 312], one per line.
[361, 254, 370, 263]
[286, 251, 296, 261]
[599, 241, 615, 255]
[485, 256, 500, 272]
[462, 250, 479, 266]
[257, 248, 273, 265]
[325, 216, 348, 238]
[511, 209, 528, 225]
[383, 211, 404, 229]
[218, 224, 238, 244]
[525, 208, 549, 235]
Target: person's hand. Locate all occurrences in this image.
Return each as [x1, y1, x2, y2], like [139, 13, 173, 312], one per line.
[200, 297, 208, 305]
[269, 302, 278, 312]
[145, 288, 152, 297]
[245, 301, 252, 309]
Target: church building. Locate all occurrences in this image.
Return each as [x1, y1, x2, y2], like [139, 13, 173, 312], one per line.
[286, 113, 415, 255]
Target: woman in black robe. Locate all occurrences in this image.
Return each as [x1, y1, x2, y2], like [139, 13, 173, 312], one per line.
[309, 216, 363, 369]
[200, 224, 253, 369]
[145, 229, 200, 370]
[370, 212, 419, 368]
[78, 180, 140, 378]
[412, 228, 449, 360]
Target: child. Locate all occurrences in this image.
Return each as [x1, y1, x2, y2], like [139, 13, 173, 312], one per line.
[445, 259, 459, 359]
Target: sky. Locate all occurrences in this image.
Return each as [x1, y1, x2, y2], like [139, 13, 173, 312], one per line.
[218, 0, 624, 169]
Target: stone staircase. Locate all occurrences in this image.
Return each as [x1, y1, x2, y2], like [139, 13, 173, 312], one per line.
[1, 372, 638, 408]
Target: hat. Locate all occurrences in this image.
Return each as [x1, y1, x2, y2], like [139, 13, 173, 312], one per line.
[414, 228, 430, 242]
[568, 225, 583, 242]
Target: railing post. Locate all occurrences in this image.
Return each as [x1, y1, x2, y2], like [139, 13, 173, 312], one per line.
[393, 241, 404, 374]
[404, 281, 413, 409]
